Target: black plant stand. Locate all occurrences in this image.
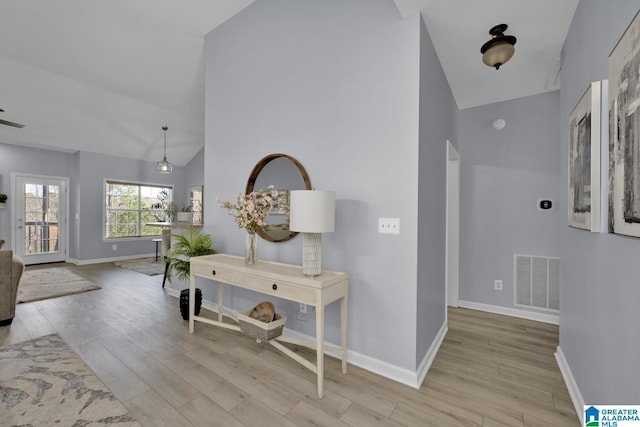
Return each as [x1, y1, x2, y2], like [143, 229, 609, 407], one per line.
[162, 259, 169, 288]
[180, 288, 202, 320]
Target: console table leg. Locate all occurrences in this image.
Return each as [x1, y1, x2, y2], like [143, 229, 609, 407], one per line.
[189, 275, 195, 333]
[217, 283, 224, 322]
[341, 293, 348, 374]
[316, 303, 325, 398]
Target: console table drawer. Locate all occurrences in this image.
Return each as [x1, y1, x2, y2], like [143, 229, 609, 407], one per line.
[195, 264, 242, 285]
[192, 262, 316, 304]
[243, 275, 316, 304]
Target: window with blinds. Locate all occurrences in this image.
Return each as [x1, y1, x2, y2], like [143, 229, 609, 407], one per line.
[104, 181, 173, 239]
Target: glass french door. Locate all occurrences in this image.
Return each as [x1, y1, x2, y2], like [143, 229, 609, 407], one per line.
[14, 175, 68, 264]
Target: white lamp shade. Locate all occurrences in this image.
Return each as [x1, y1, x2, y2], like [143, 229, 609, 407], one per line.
[289, 190, 335, 233]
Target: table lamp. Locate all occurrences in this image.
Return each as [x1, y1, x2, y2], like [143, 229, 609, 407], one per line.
[289, 190, 335, 276]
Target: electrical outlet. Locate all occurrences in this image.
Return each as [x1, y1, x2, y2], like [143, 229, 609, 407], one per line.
[494, 280, 503, 291]
[296, 303, 309, 321]
[378, 218, 400, 234]
[112, 244, 117, 251]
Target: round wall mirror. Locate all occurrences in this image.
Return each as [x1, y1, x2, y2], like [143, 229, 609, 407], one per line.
[246, 153, 312, 242]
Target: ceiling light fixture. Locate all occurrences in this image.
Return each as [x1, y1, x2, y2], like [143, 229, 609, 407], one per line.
[157, 126, 172, 174]
[481, 24, 517, 70]
[492, 119, 506, 130]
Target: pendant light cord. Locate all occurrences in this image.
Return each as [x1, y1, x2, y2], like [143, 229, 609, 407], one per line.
[162, 126, 168, 160]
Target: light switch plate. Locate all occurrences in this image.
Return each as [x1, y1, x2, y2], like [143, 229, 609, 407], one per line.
[378, 218, 400, 234]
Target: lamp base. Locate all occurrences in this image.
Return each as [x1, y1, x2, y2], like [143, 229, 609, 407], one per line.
[301, 233, 322, 277]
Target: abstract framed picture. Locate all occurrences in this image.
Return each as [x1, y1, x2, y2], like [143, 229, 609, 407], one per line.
[568, 81, 601, 231]
[609, 11, 640, 237]
[190, 185, 203, 224]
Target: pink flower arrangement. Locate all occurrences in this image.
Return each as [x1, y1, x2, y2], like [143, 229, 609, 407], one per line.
[218, 185, 289, 233]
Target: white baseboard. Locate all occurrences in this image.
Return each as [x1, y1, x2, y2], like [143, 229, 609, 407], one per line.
[67, 253, 156, 265]
[457, 300, 559, 325]
[168, 292, 441, 389]
[555, 346, 584, 424]
[416, 321, 447, 387]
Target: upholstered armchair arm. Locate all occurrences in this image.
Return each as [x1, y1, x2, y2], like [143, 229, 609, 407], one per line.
[0, 250, 24, 326]
[12, 254, 24, 290]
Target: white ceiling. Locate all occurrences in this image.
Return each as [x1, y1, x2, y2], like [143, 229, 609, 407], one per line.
[0, 0, 578, 164]
[0, 0, 255, 166]
[395, 0, 579, 109]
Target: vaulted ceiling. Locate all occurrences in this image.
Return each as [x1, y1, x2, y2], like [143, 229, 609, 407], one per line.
[0, 0, 578, 165]
[395, 0, 579, 109]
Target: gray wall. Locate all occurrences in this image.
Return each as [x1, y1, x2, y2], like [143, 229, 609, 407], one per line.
[416, 18, 456, 365]
[458, 91, 562, 309]
[75, 151, 185, 261]
[0, 143, 193, 262]
[204, 0, 426, 370]
[559, 0, 640, 403]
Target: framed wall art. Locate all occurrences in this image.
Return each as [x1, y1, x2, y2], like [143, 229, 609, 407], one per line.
[190, 185, 203, 224]
[568, 81, 601, 232]
[609, 11, 640, 237]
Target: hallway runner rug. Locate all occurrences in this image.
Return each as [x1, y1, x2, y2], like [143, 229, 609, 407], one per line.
[0, 334, 140, 426]
[17, 267, 101, 303]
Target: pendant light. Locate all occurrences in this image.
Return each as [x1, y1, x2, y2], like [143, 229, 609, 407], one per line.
[480, 24, 517, 70]
[157, 126, 172, 174]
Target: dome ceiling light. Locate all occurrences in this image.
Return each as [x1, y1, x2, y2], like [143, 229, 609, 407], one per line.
[480, 24, 517, 70]
[492, 119, 506, 130]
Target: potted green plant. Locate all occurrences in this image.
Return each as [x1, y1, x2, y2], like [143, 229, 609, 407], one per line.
[166, 228, 216, 282]
[165, 228, 217, 320]
[0, 193, 7, 208]
[176, 204, 193, 222]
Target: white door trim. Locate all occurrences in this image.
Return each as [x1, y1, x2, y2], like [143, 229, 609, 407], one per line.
[445, 140, 460, 314]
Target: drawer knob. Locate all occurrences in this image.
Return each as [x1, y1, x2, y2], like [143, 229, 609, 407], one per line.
[272, 284, 278, 290]
[211, 270, 216, 276]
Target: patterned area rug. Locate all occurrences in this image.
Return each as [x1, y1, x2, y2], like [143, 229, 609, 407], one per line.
[113, 257, 165, 276]
[18, 268, 101, 303]
[0, 334, 140, 426]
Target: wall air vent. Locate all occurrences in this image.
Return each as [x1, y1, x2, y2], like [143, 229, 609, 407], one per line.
[514, 254, 559, 311]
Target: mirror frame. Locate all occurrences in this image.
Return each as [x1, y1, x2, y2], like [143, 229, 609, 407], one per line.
[245, 153, 312, 242]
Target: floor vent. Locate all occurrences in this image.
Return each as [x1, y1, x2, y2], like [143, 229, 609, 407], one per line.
[514, 254, 559, 311]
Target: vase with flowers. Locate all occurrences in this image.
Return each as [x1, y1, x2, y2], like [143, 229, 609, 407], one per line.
[218, 185, 288, 264]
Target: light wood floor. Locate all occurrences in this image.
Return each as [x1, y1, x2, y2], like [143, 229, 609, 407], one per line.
[1, 262, 579, 426]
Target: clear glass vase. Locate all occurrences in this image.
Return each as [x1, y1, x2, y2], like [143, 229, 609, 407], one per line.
[245, 231, 258, 265]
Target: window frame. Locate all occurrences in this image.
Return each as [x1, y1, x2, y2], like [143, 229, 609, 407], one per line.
[103, 179, 173, 241]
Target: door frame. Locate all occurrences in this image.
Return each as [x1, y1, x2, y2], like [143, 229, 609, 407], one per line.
[11, 173, 70, 264]
[445, 140, 460, 315]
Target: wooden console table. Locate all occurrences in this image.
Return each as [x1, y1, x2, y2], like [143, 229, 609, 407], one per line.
[188, 253, 348, 398]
